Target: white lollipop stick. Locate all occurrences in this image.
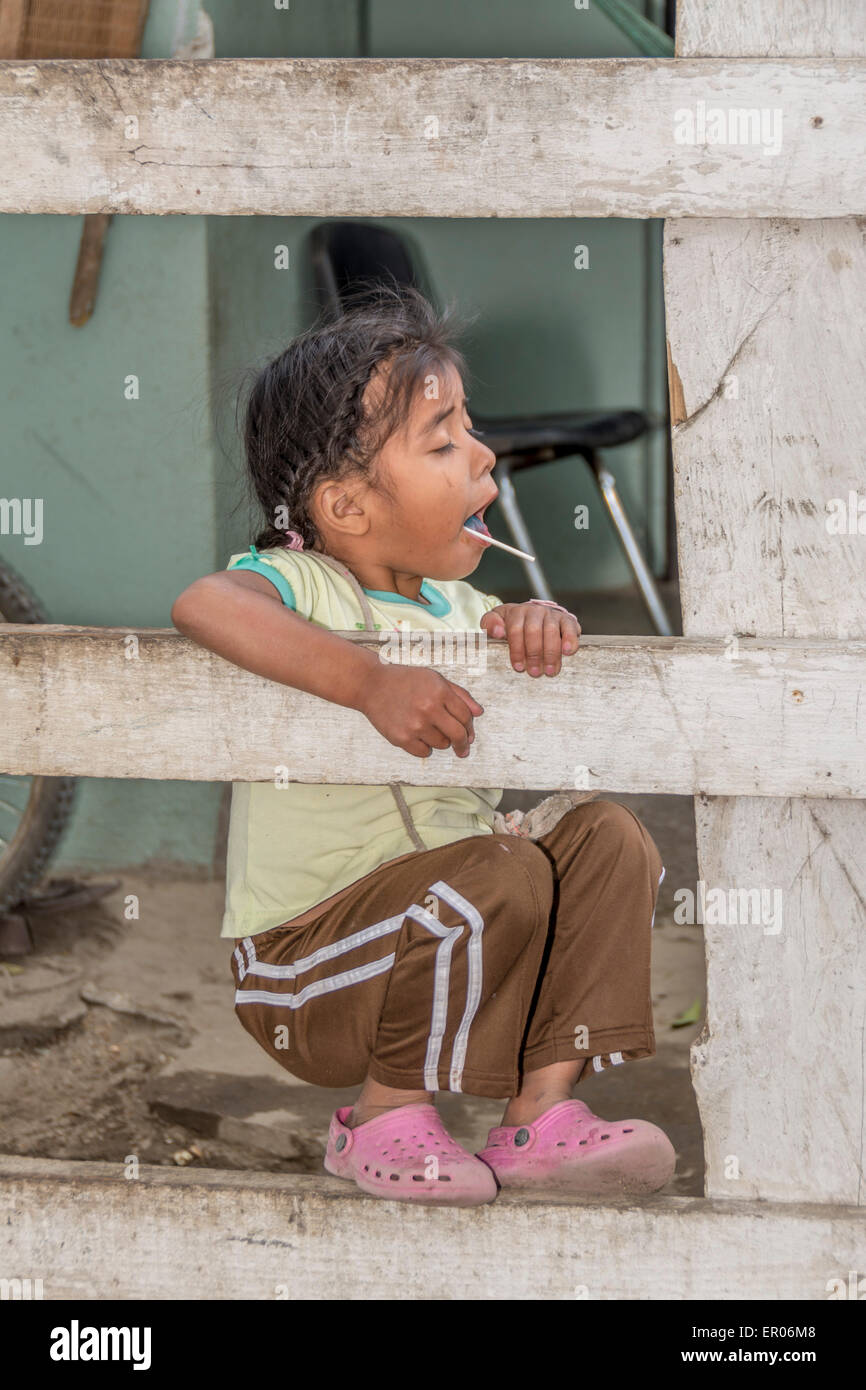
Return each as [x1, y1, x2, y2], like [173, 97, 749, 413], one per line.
[463, 524, 536, 562]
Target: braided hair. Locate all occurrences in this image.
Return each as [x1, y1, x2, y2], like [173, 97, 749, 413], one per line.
[241, 281, 471, 554]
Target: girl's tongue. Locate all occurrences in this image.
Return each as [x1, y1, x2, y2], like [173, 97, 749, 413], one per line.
[465, 511, 492, 538]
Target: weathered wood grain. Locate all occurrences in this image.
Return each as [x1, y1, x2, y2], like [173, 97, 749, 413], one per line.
[2, 1154, 865, 1300]
[664, 216, 866, 638]
[1, 624, 864, 795]
[665, 0, 866, 1207]
[0, 56, 863, 217]
[678, 0, 866, 58]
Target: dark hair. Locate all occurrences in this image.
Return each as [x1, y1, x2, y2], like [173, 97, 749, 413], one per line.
[240, 282, 471, 554]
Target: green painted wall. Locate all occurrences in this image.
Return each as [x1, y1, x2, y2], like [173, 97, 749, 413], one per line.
[1, 0, 669, 879]
[210, 0, 670, 596]
[0, 0, 225, 878]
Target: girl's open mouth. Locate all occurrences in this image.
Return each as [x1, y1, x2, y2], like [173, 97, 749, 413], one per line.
[463, 510, 492, 541]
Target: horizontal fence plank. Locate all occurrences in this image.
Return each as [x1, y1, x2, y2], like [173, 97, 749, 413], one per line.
[2, 1154, 865, 1299]
[0, 57, 863, 217]
[1, 625, 864, 796]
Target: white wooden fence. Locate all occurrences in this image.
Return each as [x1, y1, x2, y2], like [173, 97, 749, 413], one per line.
[1, 0, 865, 1297]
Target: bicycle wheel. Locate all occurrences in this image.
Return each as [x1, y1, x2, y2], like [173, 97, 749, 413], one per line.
[0, 559, 78, 913]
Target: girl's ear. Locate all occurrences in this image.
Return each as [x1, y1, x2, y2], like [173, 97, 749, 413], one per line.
[312, 476, 369, 540]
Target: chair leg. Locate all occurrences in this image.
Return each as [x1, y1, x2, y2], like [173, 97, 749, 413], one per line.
[587, 453, 673, 636]
[494, 457, 557, 601]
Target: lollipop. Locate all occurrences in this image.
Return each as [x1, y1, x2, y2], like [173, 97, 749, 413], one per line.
[463, 512, 535, 562]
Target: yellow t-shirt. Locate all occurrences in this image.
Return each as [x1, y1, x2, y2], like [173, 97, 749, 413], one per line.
[220, 545, 505, 938]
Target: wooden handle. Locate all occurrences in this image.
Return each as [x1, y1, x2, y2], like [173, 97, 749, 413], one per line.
[69, 212, 113, 326]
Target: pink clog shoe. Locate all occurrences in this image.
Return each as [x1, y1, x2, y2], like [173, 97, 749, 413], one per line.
[324, 1102, 498, 1206]
[476, 1099, 676, 1197]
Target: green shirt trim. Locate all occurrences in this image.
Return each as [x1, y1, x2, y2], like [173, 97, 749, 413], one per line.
[361, 581, 451, 617]
[229, 548, 451, 617]
[227, 550, 296, 609]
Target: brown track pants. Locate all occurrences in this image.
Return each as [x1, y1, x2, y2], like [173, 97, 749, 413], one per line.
[229, 799, 665, 1100]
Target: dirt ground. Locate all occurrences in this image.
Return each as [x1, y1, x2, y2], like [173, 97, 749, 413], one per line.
[0, 789, 707, 1192]
[0, 877, 312, 1174]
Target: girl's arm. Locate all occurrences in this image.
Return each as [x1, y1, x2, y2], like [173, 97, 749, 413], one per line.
[170, 570, 482, 758]
[171, 570, 380, 713]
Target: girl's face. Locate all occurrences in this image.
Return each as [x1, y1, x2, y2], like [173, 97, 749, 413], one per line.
[369, 359, 499, 581]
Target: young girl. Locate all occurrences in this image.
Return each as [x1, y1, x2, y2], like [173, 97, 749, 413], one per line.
[171, 284, 674, 1208]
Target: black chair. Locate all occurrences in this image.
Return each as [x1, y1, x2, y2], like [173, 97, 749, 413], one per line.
[307, 221, 672, 635]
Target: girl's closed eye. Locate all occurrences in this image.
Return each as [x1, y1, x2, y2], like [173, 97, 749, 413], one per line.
[434, 425, 485, 455]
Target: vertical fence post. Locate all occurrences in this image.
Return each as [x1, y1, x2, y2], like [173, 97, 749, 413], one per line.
[664, 0, 866, 1204]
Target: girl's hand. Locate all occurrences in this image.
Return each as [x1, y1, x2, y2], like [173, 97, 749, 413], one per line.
[358, 662, 483, 759]
[480, 602, 581, 676]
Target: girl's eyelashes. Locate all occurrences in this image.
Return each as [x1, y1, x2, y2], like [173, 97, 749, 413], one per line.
[434, 423, 484, 454]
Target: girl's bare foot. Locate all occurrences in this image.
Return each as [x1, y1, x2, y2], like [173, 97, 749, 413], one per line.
[501, 1059, 586, 1127]
[347, 1077, 434, 1129]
